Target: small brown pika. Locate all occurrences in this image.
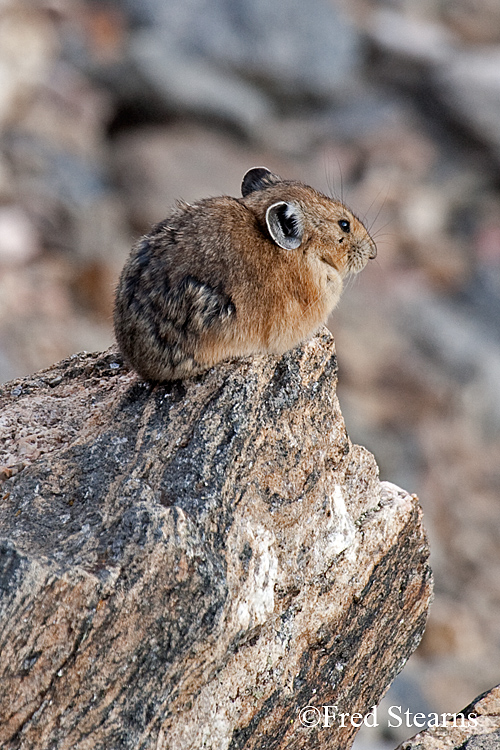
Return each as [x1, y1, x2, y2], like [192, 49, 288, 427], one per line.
[114, 167, 377, 381]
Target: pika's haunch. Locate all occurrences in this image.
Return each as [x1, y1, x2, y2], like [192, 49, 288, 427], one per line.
[114, 167, 377, 381]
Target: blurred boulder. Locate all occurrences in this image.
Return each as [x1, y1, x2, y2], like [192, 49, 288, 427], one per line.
[369, 9, 455, 66]
[367, 7, 500, 167]
[0, 205, 39, 265]
[129, 29, 274, 135]
[0, 3, 58, 128]
[127, 0, 361, 97]
[95, 0, 364, 134]
[436, 48, 500, 163]
[443, 0, 500, 44]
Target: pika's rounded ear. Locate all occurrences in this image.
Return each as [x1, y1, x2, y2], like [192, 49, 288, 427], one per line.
[241, 167, 281, 197]
[266, 201, 303, 250]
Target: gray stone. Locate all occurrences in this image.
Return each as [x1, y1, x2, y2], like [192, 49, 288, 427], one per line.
[121, 0, 363, 107]
[395, 286, 500, 435]
[396, 684, 500, 750]
[367, 9, 500, 165]
[0, 331, 431, 749]
[129, 30, 274, 134]
[436, 48, 500, 163]
[369, 9, 455, 65]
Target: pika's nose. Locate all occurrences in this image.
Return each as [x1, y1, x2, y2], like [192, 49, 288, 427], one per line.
[369, 243, 377, 259]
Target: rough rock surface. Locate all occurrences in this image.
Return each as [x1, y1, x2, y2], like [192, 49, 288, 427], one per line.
[0, 330, 432, 750]
[397, 684, 500, 749]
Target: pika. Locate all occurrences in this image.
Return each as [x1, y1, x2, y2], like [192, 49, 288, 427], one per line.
[114, 167, 376, 381]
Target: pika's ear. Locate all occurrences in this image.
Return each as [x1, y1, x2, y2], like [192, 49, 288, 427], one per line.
[241, 167, 281, 197]
[266, 201, 303, 250]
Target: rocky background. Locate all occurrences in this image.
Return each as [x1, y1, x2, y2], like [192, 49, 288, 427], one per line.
[0, 0, 499, 748]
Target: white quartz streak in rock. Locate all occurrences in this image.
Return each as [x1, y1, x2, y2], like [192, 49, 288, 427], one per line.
[236, 524, 278, 629]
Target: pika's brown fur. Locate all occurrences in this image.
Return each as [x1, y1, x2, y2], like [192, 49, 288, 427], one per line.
[114, 168, 377, 381]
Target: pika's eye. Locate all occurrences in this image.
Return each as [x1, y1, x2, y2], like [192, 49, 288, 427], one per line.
[338, 219, 350, 233]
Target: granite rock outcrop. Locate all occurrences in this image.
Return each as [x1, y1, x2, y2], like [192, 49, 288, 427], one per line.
[0, 331, 432, 749]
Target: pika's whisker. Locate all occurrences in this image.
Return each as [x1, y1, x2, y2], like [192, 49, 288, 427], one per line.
[367, 184, 392, 236]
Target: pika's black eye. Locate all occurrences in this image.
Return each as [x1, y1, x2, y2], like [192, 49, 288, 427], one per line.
[338, 219, 350, 233]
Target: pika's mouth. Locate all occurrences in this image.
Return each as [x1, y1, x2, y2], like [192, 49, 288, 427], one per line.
[346, 238, 377, 274]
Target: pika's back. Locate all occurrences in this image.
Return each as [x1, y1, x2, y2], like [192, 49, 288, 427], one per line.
[114, 167, 376, 382]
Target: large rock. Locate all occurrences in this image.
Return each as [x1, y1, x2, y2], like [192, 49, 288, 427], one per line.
[0, 330, 431, 749]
